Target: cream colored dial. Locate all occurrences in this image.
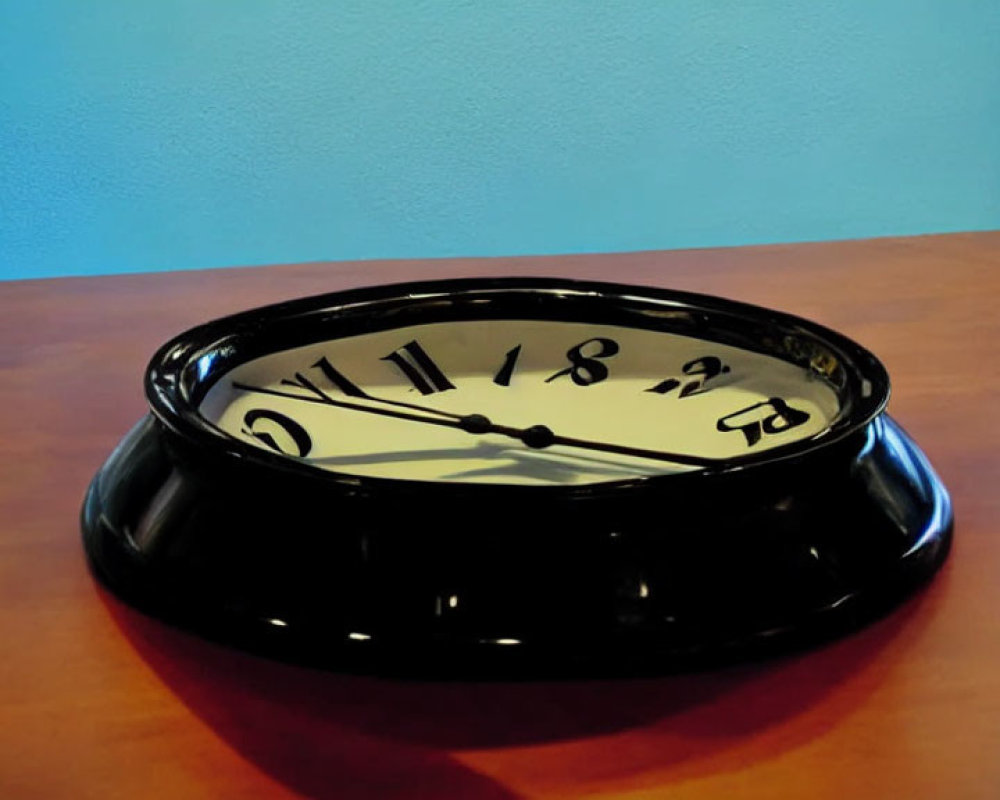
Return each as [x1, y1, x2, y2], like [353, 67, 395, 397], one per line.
[198, 320, 840, 485]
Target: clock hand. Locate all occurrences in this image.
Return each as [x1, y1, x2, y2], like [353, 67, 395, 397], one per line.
[232, 381, 480, 431]
[288, 372, 464, 420]
[231, 381, 718, 468]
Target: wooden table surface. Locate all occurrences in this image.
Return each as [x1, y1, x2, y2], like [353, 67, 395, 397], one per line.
[2, 232, 998, 799]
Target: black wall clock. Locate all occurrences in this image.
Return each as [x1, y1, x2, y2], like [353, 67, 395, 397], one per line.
[82, 278, 952, 676]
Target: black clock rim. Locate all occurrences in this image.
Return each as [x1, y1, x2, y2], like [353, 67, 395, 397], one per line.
[143, 276, 891, 499]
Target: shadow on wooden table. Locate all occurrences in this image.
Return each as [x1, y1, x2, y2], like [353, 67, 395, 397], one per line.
[99, 582, 941, 799]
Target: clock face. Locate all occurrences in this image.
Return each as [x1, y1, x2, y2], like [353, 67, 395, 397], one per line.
[197, 318, 842, 486]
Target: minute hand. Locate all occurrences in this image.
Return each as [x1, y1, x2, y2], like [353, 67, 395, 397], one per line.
[231, 381, 719, 468]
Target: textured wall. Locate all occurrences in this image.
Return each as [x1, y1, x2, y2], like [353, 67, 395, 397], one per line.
[2, 1, 999, 279]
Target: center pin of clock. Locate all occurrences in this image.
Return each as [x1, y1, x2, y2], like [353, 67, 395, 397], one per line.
[521, 424, 556, 449]
[458, 413, 555, 449]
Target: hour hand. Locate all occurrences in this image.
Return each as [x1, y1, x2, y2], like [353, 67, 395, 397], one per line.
[283, 372, 463, 420]
[231, 380, 472, 431]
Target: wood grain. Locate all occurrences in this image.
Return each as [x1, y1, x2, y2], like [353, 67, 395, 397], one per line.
[1, 232, 998, 799]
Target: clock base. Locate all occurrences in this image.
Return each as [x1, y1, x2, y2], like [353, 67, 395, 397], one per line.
[82, 413, 951, 677]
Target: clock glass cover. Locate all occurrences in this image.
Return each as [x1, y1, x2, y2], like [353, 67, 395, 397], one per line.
[199, 319, 842, 485]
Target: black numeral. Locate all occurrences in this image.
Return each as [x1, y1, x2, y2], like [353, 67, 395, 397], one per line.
[545, 338, 619, 386]
[282, 356, 367, 398]
[647, 355, 730, 397]
[381, 340, 455, 395]
[493, 345, 522, 386]
[242, 409, 312, 457]
[716, 398, 811, 447]
[310, 356, 367, 396]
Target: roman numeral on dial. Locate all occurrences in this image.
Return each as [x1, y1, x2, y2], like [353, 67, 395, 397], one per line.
[493, 344, 522, 386]
[280, 356, 368, 398]
[381, 340, 455, 394]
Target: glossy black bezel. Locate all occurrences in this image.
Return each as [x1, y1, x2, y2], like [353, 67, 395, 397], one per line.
[85, 277, 951, 677]
[144, 277, 890, 496]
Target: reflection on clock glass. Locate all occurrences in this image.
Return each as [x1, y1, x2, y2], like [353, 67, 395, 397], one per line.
[198, 320, 841, 485]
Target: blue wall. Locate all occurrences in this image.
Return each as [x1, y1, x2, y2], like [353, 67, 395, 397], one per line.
[2, 2, 999, 280]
